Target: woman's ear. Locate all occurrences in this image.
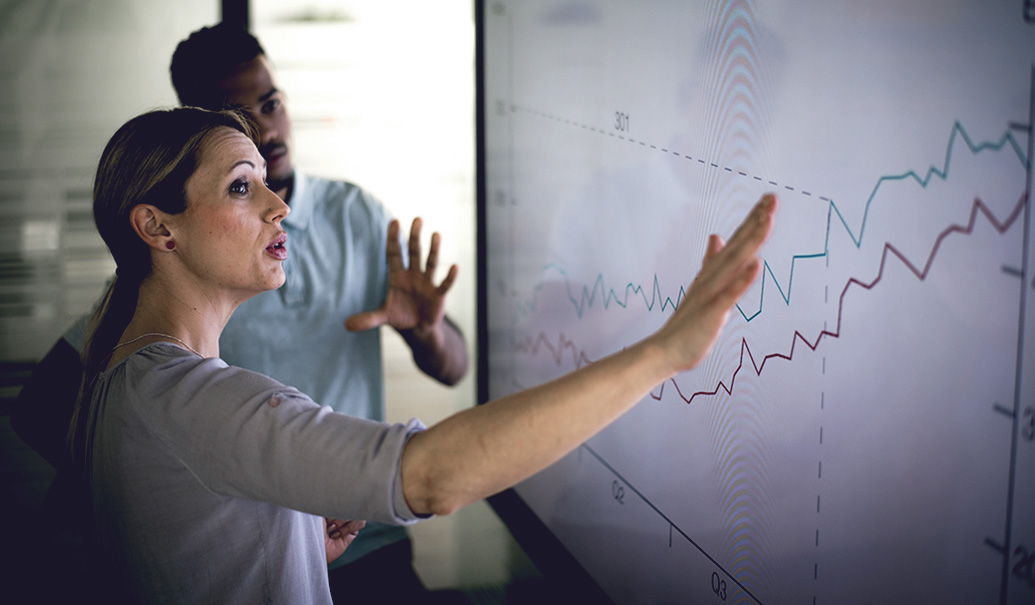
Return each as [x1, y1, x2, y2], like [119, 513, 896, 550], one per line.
[129, 204, 175, 252]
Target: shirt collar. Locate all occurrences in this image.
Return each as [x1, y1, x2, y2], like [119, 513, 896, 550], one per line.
[282, 170, 313, 230]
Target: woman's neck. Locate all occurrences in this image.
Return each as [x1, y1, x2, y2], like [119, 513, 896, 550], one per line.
[108, 275, 232, 368]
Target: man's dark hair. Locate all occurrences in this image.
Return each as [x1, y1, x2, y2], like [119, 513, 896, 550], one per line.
[170, 23, 266, 110]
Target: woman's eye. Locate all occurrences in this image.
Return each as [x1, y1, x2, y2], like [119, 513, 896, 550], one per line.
[230, 179, 249, 195]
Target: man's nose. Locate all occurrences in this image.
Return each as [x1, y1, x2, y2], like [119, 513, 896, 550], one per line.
[255, 115, 278, 145]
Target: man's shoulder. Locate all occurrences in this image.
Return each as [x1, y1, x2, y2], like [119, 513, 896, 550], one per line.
[299, 173, 374, 204]
[296, 172, 390, 226]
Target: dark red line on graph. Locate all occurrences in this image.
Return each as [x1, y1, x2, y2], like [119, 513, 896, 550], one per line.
[513, 332, 594, 369]
[668, 194, 1027, 404]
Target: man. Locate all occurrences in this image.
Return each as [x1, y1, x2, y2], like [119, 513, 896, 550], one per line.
[14, 22, 468, 603]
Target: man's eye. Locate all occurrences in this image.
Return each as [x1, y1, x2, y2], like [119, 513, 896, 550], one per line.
[263, 98, 280, 114]
[230, 179, 249, 195]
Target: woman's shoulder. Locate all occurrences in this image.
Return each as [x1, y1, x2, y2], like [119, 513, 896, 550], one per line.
[118, 343, 310, 408]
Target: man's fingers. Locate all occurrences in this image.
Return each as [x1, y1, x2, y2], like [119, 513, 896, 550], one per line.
[408, 217, 423, 269]
[328, 519, 365, 537]
[425, 231, 441, 277]
[345, 309, 388, 332]
[342, 520, 366, 535]
[385, 220, 405, 272]
[437, 264, 459, 296]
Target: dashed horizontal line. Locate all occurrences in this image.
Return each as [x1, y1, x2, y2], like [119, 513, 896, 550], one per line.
[514, 106, 832, 202]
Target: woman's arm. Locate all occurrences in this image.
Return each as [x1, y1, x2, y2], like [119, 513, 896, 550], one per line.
[401, 194, 777, 516]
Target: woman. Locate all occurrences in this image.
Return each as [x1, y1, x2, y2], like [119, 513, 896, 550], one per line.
[75, 107, 776, 603]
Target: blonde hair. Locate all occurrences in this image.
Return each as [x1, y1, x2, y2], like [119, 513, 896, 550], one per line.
[69, 107, 257, 469]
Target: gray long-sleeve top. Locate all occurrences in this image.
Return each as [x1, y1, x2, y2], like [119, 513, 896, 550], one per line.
[88, 343, 425, 603]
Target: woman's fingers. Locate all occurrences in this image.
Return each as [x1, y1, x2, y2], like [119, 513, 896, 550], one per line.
[692, 194, 776, 301]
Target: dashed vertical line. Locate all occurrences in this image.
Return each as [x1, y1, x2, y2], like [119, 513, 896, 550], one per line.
[815, 389, 824, 600]
[815, 256, 830, 603]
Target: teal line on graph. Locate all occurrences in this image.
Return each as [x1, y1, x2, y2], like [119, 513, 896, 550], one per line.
[514, 120, 1028, 323]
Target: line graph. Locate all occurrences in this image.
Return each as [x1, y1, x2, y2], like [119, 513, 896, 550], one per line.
[513, 192, 1028, 405]
[513, 120, 1028, 325]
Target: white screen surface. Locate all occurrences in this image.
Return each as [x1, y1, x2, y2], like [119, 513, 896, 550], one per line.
[480, 1, 1035, 603]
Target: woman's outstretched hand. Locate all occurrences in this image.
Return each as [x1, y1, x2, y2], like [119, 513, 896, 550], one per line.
[397, 194, 777, 518]
[651, 193, 777, 374]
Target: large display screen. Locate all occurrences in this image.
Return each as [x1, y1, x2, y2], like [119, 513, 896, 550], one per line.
[478, 1, 1035, 603]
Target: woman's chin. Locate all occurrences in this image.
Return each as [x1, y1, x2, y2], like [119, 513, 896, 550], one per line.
[265, 269, 286, 292]
[244, 269, 286, 297]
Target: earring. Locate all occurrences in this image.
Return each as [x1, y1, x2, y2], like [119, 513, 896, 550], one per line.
[166, 241, 176, 250]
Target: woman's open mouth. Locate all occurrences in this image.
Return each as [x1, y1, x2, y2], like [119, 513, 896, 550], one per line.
[266, 233, 288, 260]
